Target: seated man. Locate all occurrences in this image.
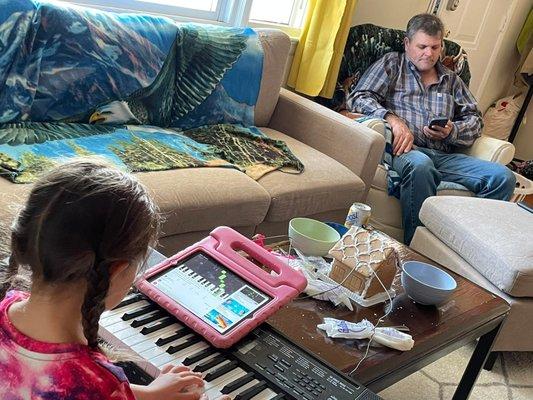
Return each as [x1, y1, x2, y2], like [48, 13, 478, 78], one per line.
[347, 13, 516, 244]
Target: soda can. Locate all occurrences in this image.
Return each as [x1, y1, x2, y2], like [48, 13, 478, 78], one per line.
[345, 202, 372, 228]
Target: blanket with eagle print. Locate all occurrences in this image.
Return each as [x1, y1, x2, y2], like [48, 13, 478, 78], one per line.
[0, 0, 303, 183]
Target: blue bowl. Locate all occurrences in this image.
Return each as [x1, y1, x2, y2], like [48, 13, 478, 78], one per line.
[325, 222, 349, 236]
[401, 261, 457, 306]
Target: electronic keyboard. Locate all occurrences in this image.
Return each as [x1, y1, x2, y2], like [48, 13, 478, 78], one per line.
[99, 292, 382, 400]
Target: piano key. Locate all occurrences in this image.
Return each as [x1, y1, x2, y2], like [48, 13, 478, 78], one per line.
[106, 319, 139, 335]
[150, 350, 182, 368]
[205, 360, 239, 382]
[204, 367, 248, 399]
[113, 319, 178, 342]
[221, 371, 255, 394]
[139, 343, 169, 361]
[193, 354, 227, 372]
[167, 336, 202, 354]
[219, 377, 260, 398]
[131, 310, 167, 328]
[150, 341, 208, 369]
[267, 393, 285, 400]
[122, 304, 158, 321]
[183, 347, 217, 366]
[123, 325, 179, 347]
[129, 326, 189, 354]
[234, 381, 268, 400]
[156, 326, 190, 346]
[101, 301, 151, 322]
[186, 352, 222, 370]
[140, 317, 175, 335]
[131, 337, 166, 355]
[153, 342, 210, 369]
[113, 293, 145, 310]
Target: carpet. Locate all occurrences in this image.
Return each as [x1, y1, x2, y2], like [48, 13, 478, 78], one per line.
[379, 344, 533, 399]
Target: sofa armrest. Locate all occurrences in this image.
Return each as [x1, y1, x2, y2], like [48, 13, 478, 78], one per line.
[459, 135, 515, 165]
[268, 88, 385, 197]
[356, 117, 387, 136]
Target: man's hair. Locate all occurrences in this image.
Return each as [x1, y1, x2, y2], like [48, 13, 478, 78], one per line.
[406, 13, 444, 40]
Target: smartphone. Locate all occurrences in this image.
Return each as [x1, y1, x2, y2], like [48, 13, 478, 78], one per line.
[428, 117, 448, 129]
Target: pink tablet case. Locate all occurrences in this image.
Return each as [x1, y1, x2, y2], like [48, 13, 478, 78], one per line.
[136, 226, 307, 348]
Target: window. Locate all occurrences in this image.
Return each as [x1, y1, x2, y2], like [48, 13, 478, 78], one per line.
[62, 0, 307, 36]
[249, 0, 307, 29]
[63, 0, 224, 21]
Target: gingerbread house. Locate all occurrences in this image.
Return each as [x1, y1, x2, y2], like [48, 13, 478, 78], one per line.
[328, 227, 398, 299]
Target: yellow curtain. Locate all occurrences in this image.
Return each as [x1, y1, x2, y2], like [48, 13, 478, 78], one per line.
[287, 0, 356, 98]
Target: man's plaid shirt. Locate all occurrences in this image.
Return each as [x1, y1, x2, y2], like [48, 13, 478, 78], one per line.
[346, 52, 482, 153]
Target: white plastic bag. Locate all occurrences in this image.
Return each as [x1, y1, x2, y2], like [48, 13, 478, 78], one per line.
[482, 94, 524, 140]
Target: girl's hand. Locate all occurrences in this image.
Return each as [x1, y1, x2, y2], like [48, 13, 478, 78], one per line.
[131, 365, 231, 400]
[138, 365, 204, 400]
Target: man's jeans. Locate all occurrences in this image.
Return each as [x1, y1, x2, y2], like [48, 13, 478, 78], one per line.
[392, 148, 516, 244]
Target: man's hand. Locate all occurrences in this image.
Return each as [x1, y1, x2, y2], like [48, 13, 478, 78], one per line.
[423, 120, 453, 141]
[386, 114, 414, 155]
[339, 109, 364, 120]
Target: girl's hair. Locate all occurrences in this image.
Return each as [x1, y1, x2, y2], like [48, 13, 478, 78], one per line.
[1, 159, 160, 350]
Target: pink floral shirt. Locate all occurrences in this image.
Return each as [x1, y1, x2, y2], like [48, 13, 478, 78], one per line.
[0, 291, 136, 400]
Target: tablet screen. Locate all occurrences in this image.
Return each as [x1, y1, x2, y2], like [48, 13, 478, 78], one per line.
[148, 251, 272, 334]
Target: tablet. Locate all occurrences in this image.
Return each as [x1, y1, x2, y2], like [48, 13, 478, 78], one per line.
[136, 226, 307, 348]
[148, 251, 272, 334]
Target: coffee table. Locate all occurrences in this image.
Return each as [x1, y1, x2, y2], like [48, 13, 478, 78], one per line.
[266, 236, 509, 400]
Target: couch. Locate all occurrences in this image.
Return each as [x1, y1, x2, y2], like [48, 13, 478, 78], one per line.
[0, 28, 385, 256]
[410, 196, 533, 353]
[318, 24, 516, 242]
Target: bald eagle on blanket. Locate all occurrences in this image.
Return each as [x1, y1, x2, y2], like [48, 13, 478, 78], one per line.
[89, 25, 248, 126]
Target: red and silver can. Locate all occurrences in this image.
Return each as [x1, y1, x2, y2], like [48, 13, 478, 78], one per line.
[345, 202, 372, 228]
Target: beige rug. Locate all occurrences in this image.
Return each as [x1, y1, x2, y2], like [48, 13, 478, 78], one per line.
[379, 344, 533, 400]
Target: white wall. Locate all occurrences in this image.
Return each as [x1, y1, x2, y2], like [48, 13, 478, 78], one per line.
[351, 0, 429, 29]
[476, 0, 531, 113]
[502, 0, 533, 161]
[512, 99, 533, 160]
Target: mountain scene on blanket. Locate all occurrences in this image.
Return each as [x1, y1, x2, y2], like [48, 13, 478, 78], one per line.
[0, 123, 303, 183]
[0, 0, 303, 183]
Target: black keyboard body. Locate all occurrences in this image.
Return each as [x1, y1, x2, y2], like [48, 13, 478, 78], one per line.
[102, 293, 382, 400]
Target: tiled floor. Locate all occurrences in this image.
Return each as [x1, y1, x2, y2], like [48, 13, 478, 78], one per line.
[379, 343, 533, 400]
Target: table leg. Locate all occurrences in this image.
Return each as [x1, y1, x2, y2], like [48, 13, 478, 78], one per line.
[452, 322, 501, 400]
[483, 351, 499, 371]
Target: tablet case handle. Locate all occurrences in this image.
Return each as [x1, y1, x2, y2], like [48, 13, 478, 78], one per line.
[210, 226, 306, 291]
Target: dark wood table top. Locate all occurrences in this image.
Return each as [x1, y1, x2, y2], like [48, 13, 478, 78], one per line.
[266, 237, 510, 389]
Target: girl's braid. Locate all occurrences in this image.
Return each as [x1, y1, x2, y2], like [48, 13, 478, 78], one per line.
[81, 259, 110, 349]
[0, 255, 20, 299]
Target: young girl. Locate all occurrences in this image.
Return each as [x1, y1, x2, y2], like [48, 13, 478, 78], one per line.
[0, 160, 230, 400]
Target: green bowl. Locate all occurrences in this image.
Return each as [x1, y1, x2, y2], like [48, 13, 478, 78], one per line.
[288, 217, 341, 256]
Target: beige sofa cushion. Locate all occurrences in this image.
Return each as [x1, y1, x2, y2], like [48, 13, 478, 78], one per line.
[254, 30, 291, 127]
[419, 196, 533, 297]
[257, 128, 365, 221]
[0, 168, 271, 240]
[411, 227, 533, 352]
[138, 168, 270, 237]
[0, 179, 31, 229]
